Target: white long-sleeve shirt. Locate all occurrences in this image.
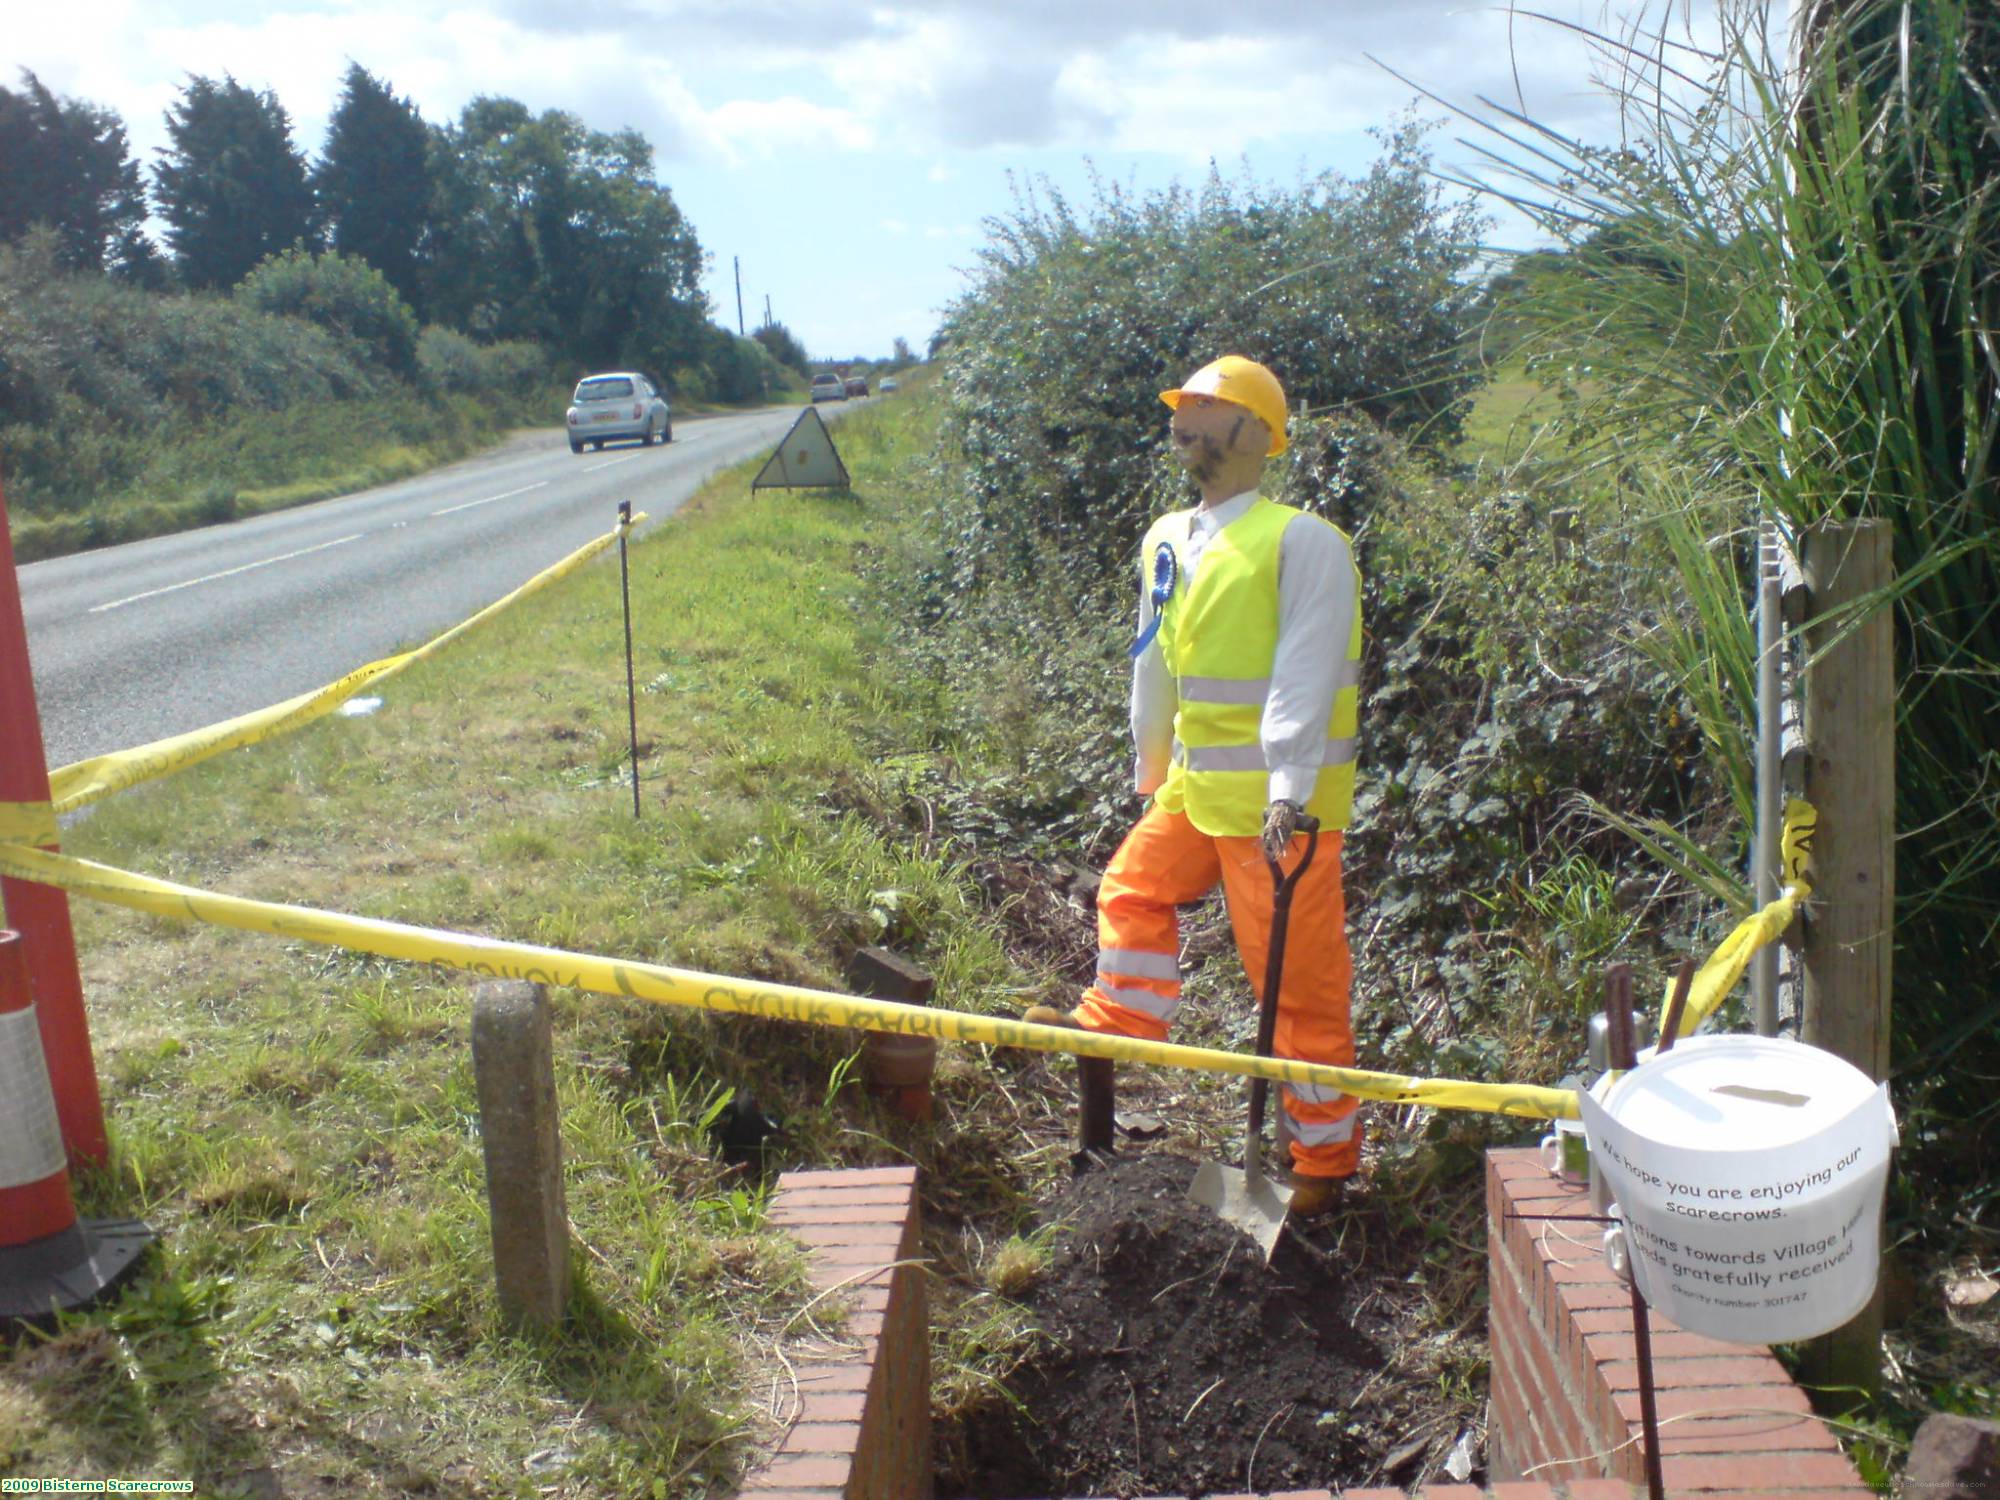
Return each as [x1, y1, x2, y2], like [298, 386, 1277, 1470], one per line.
[1131, 489, 1359, 807]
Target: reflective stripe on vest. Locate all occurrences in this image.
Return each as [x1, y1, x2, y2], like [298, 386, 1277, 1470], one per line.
[1179, 738, 1357, 774]
[1145, 499, 1362, 837]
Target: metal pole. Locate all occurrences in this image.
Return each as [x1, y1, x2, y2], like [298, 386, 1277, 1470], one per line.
[1752, 524, 1782, 1034]
[617, 502, 640, 819]
[733, 256, 745, 337]
[1605, 964, 1667, 1500]
[0, 475, 107, 1165]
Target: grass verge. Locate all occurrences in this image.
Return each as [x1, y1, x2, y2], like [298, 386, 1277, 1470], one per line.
[3, 380, 1048, 1498]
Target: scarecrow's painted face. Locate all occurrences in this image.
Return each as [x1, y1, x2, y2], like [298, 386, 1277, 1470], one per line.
[1169, 393, 1267, 484]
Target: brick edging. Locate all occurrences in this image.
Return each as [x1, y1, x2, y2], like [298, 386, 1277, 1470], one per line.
[1486, 1148, 1871, 1497]
[737, 1166, 931, 1500]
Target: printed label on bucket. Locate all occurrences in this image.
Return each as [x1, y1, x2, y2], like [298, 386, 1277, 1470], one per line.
[1581, 1040, 1895, 1346]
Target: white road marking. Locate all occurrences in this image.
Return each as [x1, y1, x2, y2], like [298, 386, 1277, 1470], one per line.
[583, 452, 647, 472]
[88, 533, 366, 613]
[430, 480, 550, 517]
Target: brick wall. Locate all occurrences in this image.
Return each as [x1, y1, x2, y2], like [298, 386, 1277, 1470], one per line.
[732, 1153, 1872, 1500]
[739, 1165, 930, 1500]
[1486, 1148, 1871, 1497]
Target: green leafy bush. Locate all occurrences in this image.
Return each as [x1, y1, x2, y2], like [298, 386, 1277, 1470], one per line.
[700, 326, 788, 404]
[0, 234, 563, 550]
[236, 246, 421, 378]
[933, 120, 1485, 591]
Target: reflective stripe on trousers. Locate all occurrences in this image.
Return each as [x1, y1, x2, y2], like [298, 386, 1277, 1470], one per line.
[1073, 803, 1361, 1178]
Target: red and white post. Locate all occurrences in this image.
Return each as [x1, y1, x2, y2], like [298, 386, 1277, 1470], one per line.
[0, 927, 151, 1328]
[0, 925, 74, 1245]
[0, 473, 107, 1166]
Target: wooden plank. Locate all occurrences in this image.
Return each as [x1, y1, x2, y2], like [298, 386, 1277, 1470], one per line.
[1796, 517, 1894, 1404]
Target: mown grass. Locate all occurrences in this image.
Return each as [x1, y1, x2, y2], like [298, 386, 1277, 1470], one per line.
[3, 380, 1050, 1498]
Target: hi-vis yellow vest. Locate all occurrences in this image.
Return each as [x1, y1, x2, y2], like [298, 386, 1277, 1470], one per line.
[1146, 498, 1362, 837]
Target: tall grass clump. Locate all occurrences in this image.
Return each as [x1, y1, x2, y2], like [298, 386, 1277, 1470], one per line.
[1447, 1, 1998, 1193]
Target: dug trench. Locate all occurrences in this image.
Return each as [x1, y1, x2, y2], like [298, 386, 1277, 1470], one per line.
[938, 1151, 1469, 1500]
[744, 828, 1496, 1496]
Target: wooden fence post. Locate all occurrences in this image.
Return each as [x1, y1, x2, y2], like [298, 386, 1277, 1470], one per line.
[851, 946, 937, 1122]
[471, 980, 569, 1331]
[1796, 517, 1894, 1404]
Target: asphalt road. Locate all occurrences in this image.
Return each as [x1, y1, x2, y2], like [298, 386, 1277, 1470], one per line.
[21, 404, 831, 771]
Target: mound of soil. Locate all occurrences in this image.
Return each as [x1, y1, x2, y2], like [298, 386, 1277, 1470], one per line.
[951, 1154, 1414, 1500]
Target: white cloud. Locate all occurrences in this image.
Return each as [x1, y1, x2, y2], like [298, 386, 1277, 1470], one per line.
[707, 96, 875, 160]
[9, 0, 1744, 356]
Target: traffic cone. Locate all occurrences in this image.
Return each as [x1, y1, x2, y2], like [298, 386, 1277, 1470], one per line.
[0, 928, 152, 1331]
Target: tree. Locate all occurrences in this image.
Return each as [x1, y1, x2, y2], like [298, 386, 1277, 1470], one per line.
[423, 97, 707, 372]
[313, 64, 431, 310]
[891, 335, 915, 365]
[753, 320, 810, 375]
[154, 74, 315, 290]
[0, 70, 152, 275]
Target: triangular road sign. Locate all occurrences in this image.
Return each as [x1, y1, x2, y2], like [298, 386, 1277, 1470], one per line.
[751, 407, 850, 491]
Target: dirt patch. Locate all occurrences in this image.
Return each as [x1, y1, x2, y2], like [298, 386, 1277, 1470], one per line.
[946, 1153, 1443, 1500]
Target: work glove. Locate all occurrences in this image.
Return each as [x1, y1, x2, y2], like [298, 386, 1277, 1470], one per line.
[1261, 799, 1304, 864]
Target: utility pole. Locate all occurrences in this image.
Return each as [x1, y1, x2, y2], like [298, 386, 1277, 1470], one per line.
[733, 256, 745, 337]
[764, 294, 773, 330]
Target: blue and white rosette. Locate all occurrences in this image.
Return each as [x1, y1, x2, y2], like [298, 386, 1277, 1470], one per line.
[1129, 541, 1179, 659]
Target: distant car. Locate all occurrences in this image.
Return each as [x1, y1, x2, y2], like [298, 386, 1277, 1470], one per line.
[567, 372, 671, 453]
[879, 377, 900, 394]
[810, 373, 847, 402]
[844, 375, 869, 397]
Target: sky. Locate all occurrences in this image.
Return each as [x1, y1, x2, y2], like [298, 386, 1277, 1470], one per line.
[5, 1, 1730, 361]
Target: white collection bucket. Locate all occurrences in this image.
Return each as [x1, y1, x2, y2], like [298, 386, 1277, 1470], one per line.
[1579, 1035, 1897, 1346]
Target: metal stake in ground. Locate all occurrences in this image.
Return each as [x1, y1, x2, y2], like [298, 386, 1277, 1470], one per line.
[1605, 962, 1666, 1500]
[617, 501, 641, 819]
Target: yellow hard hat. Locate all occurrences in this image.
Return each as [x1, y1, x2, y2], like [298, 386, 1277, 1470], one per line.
[1160, 355, 1289, 456]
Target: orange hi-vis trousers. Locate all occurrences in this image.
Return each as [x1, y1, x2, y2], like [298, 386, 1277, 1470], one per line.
[1073, 804, 1360, 1178]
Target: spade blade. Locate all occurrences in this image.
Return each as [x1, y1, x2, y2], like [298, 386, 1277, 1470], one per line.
[1188, 1159, 1293, 1262]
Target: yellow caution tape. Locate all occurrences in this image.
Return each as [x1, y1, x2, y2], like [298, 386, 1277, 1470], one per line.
[1660, 797, 1817, 1041]
[0, 841, 1580, 1121]
[0, 800, 59, 846]
[1780, 796, 1816, 887]
[45, 516, 646, 815]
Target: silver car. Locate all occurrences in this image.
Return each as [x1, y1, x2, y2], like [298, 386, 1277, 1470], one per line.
[568, 372, 671, 452]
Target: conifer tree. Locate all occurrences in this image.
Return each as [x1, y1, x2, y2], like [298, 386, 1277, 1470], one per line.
[154, 74, 315, 289]
[313, 64, 431, 310]
[0, 70, 151, 275]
